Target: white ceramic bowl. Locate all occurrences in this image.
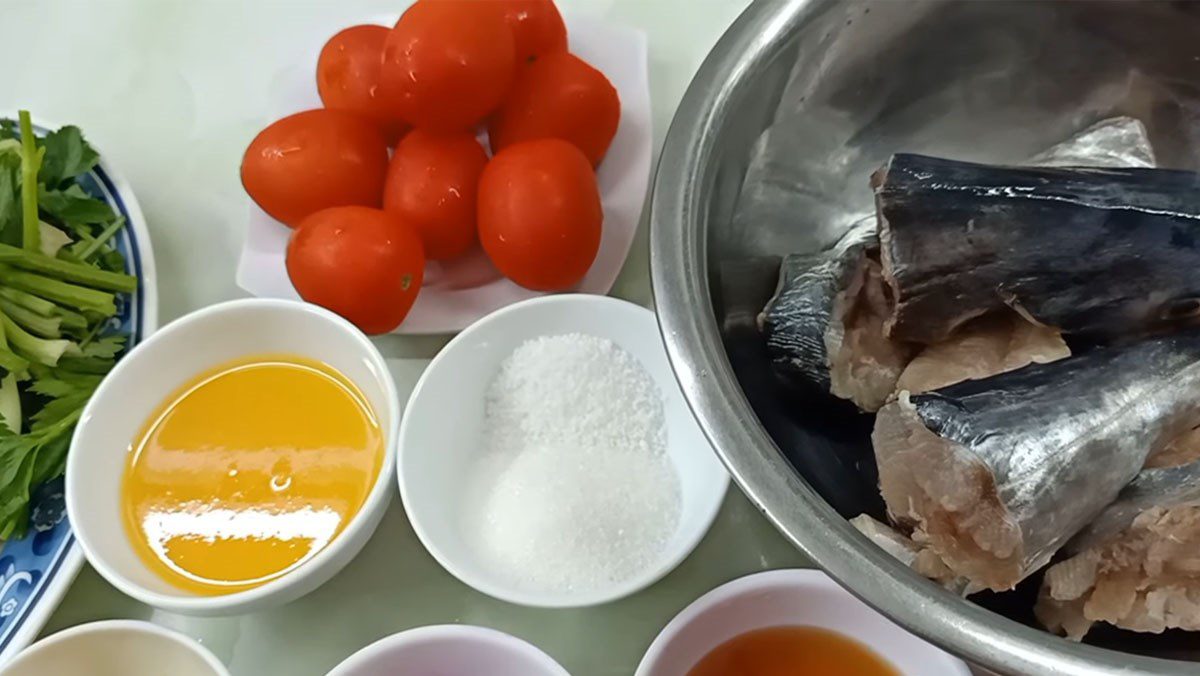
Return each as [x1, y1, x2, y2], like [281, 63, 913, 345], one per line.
[398, 294, 729, 607]
[1, 620, 229, 676]
[636, 569, 972, 676]
[66, 298, 400, 616]
[327, 625, 569, 676]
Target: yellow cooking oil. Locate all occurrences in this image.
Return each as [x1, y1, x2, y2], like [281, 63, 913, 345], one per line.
[120, 355, 382, 595]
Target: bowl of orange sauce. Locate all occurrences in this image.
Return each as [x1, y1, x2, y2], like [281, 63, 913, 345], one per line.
[65, 298, 399, 615]
[636, 569, 971, 676]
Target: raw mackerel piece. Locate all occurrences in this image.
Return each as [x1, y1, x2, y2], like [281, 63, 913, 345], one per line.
[760, 221, 910, 411]
[761, 118, 1152, 411]
[1037, 460, 1200, 639]
[874, 331, 1200, 592]
[874, 154, 1200, 345]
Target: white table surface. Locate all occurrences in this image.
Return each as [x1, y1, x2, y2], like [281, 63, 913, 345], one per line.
[0, 2, 835, 675]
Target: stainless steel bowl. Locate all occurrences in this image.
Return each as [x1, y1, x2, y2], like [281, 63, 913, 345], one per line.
[650, 1, 1200, 674]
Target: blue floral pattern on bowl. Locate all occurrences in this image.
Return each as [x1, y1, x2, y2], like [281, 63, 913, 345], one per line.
[0, 150, 150, 660]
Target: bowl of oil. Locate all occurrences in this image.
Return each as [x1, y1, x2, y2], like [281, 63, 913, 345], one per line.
[635, 569, 971, 676]
[65, 298, 399, 616]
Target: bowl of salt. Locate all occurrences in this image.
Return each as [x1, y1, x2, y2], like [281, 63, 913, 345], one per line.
[398, 294, 729, 608]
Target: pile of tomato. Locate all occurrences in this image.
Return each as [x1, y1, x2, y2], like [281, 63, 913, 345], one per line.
[240, 0, 620, 334]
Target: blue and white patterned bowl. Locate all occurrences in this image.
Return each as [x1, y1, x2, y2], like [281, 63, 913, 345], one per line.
[0, 120, 157, 662]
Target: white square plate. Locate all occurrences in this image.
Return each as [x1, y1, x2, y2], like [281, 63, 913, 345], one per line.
[236, 10, 652, 335]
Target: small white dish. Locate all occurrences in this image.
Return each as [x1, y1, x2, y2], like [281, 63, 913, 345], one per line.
[66, 298, 400, 616]
[1, 620, 229, 676]
[635, 569, 972, 676]
[398, 294, 728, 608]
[327, 625, 568, 676]
[236, 10, 653, 334]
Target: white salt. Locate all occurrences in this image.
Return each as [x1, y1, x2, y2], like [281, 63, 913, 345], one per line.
[463, 333, 681, 595]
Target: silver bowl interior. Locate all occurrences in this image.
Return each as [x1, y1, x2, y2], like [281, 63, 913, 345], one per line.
[651, 1, 1200, 674]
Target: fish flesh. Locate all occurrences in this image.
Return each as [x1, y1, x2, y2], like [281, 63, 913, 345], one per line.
[760, 221, 913, 411]
[849, 514, 972, 593]
[894, 311, 1069, 396]
[873, 331, 1200, 592]
[760, 231, 1070, 411]
[1146, 425, 1200, 469]
[761, 118, 1152, 411]
[874, 154, 1200, 345]
[1036, 460, 1200, 639]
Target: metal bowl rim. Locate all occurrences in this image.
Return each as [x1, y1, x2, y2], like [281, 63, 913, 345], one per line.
[648, 1, 1197, 673]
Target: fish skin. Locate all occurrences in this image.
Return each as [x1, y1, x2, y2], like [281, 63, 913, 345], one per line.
[1065, 460, 1200, 556]
[875, 153, 1200, 345]
[763, 118, 1154, 410]
[875, 331, 1200, 592]
[760, 220, 879, 396]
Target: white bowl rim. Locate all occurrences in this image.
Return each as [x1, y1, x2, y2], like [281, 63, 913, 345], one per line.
[7, 619, 230, 676]
[634, 568, 973, 676]
[65, 297, 400, 613]
[326, 624, 570, 676]
[397, 293, 729, 608]
[0, 110, 161, 661]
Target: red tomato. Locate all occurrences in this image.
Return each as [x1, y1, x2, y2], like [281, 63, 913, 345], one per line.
[488, 52, 620, 167]
[381, 1, 516, 131]
[316, 25, 409, 143]
[477, 139, 601, 291]
[287, 206, 425, 334]
[496, 0, 568, 62]
[382, 129, 488, 261]
[241, 110, 389, 228]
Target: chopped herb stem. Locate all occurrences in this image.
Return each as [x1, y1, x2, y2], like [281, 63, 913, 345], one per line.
[77, 217, 125, 262]
[0, 298, 60, 339]
[0, 313, 72, 367]
[0, 347, 29, 376]
[0, 287, 55, 317]
[57, 309, 87, 332]
[0, 266, 116, 316]
[17, 112, 40, 253]
[0, 242, 135, 293]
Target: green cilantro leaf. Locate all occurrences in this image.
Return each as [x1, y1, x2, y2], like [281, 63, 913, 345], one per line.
[38, 184, 115, 230]
[38, 126, 99, 189]
[79, 334, 124, 360]
[0, 447, 36, 540]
